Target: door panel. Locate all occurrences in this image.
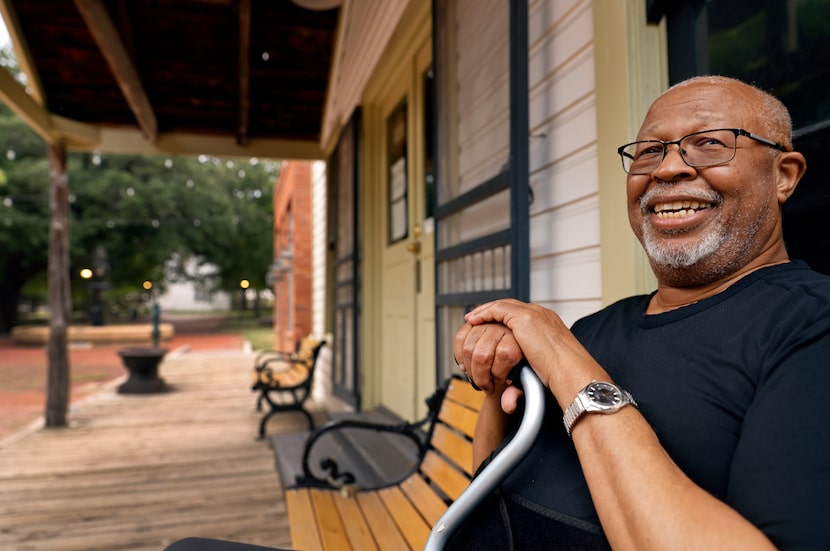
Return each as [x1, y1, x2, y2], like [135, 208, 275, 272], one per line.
[378, 37, 433, 421]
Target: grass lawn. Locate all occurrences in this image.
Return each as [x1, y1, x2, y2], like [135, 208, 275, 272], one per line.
[217, 316, 275, 351]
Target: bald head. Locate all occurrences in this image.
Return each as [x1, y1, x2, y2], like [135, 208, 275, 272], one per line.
[662, 76, 794, 148]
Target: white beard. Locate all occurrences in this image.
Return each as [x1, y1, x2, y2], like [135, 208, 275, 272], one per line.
[641, 217, 727, 268]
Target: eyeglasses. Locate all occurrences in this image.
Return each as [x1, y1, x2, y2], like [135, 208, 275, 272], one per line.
[617, 128, 789, 175]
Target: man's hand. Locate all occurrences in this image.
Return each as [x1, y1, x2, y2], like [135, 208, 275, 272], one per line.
[461, 299, 603, 411]
[454, 321, 523, 393]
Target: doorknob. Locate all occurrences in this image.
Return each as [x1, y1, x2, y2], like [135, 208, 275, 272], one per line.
[407, 224, 422, 254]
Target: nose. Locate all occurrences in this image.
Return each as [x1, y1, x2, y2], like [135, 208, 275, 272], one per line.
[650, 142, 696, 181]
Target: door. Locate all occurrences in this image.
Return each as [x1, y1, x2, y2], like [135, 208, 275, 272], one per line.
[378, 38, 435, 421]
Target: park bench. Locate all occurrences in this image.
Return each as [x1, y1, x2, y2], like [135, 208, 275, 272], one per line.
[251, 336, 327, 439]
[280, 374, 484, 550]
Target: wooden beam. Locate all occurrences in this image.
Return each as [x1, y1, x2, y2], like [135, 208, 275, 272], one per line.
[73, 0, 158, 143]
[0, 67, 56, 143]
[237, 0, 251, 146]
[38, 116, 325, 160]
[51, 114, 101, 148]
[95, 128, 325, 160]
[0, 0, 47, 105]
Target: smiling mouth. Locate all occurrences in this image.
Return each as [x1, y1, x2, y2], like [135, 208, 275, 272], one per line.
[652, 200, 714, 219]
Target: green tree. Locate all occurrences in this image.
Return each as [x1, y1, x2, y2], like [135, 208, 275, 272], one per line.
[0, 44, 277, 333]
[0, 100, 50, 332]
[66, 153, 276, 322]
[187, 157, 275, 314]
[0, 122, 277, 332]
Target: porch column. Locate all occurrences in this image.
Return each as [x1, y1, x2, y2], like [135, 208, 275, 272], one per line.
[45, 142, 71, 428]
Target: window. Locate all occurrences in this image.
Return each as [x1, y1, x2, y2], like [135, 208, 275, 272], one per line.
[663, 0, 830, 274]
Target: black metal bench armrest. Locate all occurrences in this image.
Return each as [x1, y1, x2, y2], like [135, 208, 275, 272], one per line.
[254, 349, 295, 370]
[296, 386, 447, 491]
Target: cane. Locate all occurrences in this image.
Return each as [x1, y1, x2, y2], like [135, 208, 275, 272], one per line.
[423, 363, 546, 550]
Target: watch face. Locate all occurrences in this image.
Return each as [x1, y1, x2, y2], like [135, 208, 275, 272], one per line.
[587, 382, 621, 408]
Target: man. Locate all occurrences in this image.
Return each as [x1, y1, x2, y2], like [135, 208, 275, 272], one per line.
[453, 76, 830, 550]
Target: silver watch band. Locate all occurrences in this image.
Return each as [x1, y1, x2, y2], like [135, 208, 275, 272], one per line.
[562, 385, 636, 437]
[562, 397, 584, 437]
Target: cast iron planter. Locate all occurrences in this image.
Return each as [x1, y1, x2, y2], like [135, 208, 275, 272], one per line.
[117, 347, 168, 394]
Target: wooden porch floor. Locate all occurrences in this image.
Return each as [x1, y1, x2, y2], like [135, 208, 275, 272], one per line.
[0, 348, 317, 551]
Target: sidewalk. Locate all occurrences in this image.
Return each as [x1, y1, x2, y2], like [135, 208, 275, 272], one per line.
[0, 331, 247, 441]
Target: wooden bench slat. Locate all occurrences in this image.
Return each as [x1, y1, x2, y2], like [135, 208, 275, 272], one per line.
[310, 488, 351, 550]
[355, 492, 411, 551]
[431, 423, 474, 476]
[420, 450, 470, 502]
[399, 474, 449, 527]
[332, 491, 380, 551]
[285, 376, 484, 551]
[446, 379, 485, 411]
[264, 358, 292, 372]
[285, 488, 324, 551]
[379, 486, 432, 550]
[273, 365, 309, 387]
[438, 399, 478, 439]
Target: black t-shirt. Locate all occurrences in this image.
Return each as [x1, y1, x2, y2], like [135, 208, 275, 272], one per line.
[449, 261, 830, 550]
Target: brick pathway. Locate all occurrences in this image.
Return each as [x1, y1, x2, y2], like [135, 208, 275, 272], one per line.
[0, 332, 247, 440]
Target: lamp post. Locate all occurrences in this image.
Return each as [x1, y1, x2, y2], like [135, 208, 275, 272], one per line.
[89, 245, 109, 326]
[240, 279, 250, 316]
[79, 268, 93, 323]
[143, 280, 161, 348]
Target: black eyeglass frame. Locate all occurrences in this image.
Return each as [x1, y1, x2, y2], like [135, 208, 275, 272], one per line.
[617, 128, 790, 175]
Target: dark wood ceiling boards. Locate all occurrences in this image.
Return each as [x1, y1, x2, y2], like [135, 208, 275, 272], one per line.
[3, 0, 339, 156]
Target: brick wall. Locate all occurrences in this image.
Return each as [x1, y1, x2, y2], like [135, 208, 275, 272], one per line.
[272, 161, 313, 352]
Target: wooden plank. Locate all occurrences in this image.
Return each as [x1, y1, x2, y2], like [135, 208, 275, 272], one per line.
[270, 365, 309, 387]
[399, 474, 448, 527]
[446, 378, 485, 411]
[309, 488, 351, 550]
[355, 492, 410, 551]
[332, 492, 379, 551]
[419, 451, 470, 502]
[285, 488, 323, 551]
[431, 423, 474, 476]
[0, 351, 302, 550]
[438, 399, 479, 439]
[378, 486, 431, 550]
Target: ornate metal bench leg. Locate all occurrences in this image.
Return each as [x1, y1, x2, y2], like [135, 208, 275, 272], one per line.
[257, 411, 273, 440]
[301, 408, 315, 431]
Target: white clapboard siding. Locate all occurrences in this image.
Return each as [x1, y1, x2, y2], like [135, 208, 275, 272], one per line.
[455, 0, 511, 197]
[320, 0, 407, 148]
[528, 0, 602, 325]
[531, 248, 603, 327]
[530, 195, 600, 257]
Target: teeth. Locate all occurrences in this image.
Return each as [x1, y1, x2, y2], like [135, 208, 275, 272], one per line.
[653, 200, 703, 213]
[653, 200, 710, 219]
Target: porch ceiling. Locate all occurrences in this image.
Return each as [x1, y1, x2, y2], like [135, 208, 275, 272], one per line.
[0, 0, 340, 159]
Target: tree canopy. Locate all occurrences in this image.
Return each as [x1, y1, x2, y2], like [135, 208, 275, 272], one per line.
[0, 101, 277, 332]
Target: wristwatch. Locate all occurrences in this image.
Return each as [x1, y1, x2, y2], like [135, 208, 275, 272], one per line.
[562, 381, 637, 437]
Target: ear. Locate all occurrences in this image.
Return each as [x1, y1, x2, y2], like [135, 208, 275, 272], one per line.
[775, 151, 807, 204]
